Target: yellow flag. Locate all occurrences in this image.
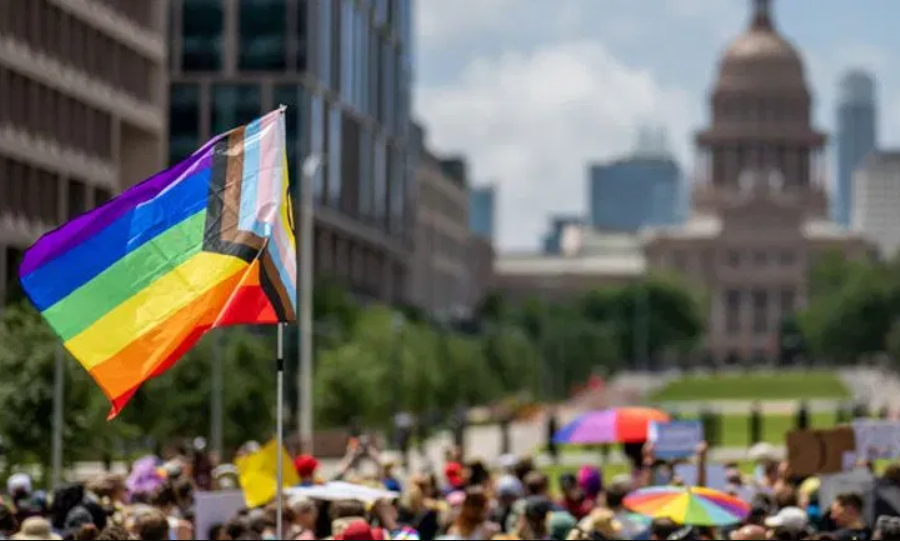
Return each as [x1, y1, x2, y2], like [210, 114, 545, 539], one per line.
[235, 439, 300, 508]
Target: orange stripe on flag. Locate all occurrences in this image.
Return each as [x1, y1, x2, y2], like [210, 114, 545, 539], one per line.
[90, 259, 278, 416]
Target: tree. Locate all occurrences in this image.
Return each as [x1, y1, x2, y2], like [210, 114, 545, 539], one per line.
[0, 304, 133, 472]
[120, 328, 277, 453]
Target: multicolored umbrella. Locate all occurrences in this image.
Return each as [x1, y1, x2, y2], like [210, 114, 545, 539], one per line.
[624, 485, 751, 527]
[553, 407, 670, 444]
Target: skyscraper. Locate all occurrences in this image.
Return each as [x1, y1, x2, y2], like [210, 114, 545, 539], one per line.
[0, 0, 168, 306]
[588, 127, 682, 231]
[468, 185, 496, 240]
[168, 0, 415, 303]
[835, 70, 877, 227]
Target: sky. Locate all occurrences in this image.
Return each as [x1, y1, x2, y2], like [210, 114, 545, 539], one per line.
[412, 0, 900, 250]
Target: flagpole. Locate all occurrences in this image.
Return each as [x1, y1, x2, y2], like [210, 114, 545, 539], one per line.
[276, 322, 285, 540]
[51, 345, 64, 489]
[298, 155, 321, 454]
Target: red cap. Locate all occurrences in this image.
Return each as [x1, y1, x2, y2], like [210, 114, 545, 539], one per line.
[293, 454, 319, 477]
[445, 461, 464, 487]
[336, 520, 385, 540]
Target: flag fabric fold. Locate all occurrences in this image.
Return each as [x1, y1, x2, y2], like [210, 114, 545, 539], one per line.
[18, 109, 296, 418]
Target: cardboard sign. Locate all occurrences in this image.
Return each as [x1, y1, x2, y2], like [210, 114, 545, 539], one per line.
[818, 469, 875, 509]
[649, 421, 704, 460]
[786, 426, 856, 476]
[194, 490, 246, 540]
[852, 420, 900, 460]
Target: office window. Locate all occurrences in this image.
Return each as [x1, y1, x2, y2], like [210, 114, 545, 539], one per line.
[294, 0, 309, 71]
[4, 247, 25, 305]
[309, 93, 325, 202]
[340, 0, 353, 102]
[374, 0, 388, 26]
[328, 106, 342, 207]
[752, 290, 768, 334]
[181, 0, 224, 72]
[67, 178, 87, 221]
[725, 289, 741, 335]
[357, 10, 367, 113]
[358, 125, 372, 218]
[780, 289, 795, 315]
[388, 148, 404, 233]
[318, 0, 332, 86]
[373, 134, 387, 222]
[239, 0, 287, 71]
[273, 84, 309, 200]
[168, 83, 201, 165]
[380, 40, 394, 127]
[210, 84, 261, 135]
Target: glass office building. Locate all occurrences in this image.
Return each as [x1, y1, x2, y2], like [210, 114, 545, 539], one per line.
[168, 0, 414, 302]
[468, 185, 495, 241]
[589, 157, 682, 231]
[835, 70, 877, 228]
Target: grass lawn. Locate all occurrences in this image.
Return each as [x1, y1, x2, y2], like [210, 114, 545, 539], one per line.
[701, 411, 838, 447]
[648, 371, 850, 402]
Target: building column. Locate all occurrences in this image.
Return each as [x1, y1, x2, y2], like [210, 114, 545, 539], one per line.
[741, 289, 752, 353]
[223, 0, 239, 77]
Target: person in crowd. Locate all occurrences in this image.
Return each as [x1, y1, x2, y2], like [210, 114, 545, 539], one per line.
[557, 473, 591, 520]
[765, 506, 811, 540]
[398, 483, 440, 540]
[489, 475, 523, 530]
[649, 517, 679, 540]
[447, 487, 499, 540]
[547, 511, 576, 540]
[288, 495, 318, 540]
[729, 523, 767, 540]
[294, 455, 320, 488]
[11, 516, 61, 541]
[0, 504, 17, 540]
[830, 493, 871, 540]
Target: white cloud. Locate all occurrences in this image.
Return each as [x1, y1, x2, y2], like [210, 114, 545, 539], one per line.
[415, 0, 520, 50]
[416, 41, 694, 250]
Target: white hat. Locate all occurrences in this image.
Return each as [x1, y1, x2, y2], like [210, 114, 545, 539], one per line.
[765, 506, 808, 532]
[7, 473, 32, 496]
[748, 443, 779, 462]
[12, 517, 62, 540]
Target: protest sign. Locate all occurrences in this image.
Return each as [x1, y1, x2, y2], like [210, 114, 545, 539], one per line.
[852, 419, 900, 460]
[786, 426, 856, 476]
[649, 420, 704, 460]
[818, 469, 875, 509]
[194, 490, 245, 541]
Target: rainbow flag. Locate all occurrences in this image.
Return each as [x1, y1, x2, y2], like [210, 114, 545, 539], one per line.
[18, 109, 296, 417]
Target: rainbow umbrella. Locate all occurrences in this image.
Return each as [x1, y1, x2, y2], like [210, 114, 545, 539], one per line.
[553, 407, 670, 444]
[624, 485, 751, 527]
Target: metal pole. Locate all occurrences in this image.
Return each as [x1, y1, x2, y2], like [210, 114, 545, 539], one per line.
[298, 155, 321, 454]
[211, 332, 224, 459]
[276, 323, 285, 540]
[51, 346, 64, 489]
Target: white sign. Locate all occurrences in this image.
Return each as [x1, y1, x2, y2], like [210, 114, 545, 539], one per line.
[286, 481, 399, 503]
[194, 490, 246, 541]
[649, 421, 704, 459]
[818, 469, 875, 509]
[853, 420, 900, 460]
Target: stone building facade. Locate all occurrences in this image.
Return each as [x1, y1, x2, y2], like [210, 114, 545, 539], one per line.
[0, 0, 168, 306]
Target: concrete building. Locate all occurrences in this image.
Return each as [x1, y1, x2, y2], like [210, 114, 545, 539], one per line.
[835, 70, 877, 228]
[410, 123, 470, 316]
[494, 0, 873, 363]
[468, 185, 496, 241]
[168, 0, 415, 304]
[852, 151, 900, 259]
[0, 0, 168, 306]
[589, 127, 683, 231]
[496, 226, 644, 304]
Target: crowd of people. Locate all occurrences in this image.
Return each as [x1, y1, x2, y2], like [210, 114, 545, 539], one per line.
[2, 437, 900, 540]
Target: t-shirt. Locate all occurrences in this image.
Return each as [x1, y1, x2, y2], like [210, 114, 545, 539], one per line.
[834, 526, 872, 540]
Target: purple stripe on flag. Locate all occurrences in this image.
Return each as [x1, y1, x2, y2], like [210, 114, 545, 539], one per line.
[19, 137, 221, 277]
